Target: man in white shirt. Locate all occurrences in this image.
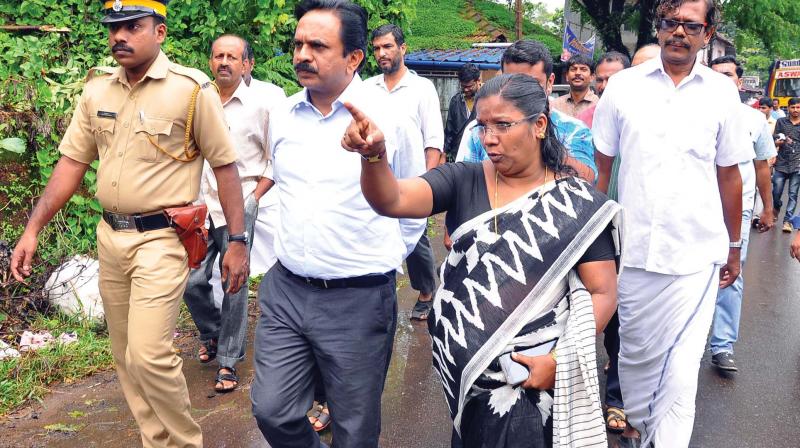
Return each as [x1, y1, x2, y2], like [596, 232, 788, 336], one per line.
[592, 1, 753, 446]
[367, 24, 443, 320]
[184, 34, 281, 393]
[241, 39, 288, 274]
[708, 55, 776, 373]
[250, 2, 420, 447]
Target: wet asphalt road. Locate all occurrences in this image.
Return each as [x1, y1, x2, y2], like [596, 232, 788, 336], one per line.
[2, 219, 800, 447]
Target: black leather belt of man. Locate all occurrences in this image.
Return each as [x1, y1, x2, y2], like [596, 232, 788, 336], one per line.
[102, 210, 171, 232]
[277, 262, 395, 289]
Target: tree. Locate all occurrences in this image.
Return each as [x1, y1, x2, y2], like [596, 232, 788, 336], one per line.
[571, 0, 657, 58]
[724, 0, 800, 60]
[571, 0, 800, 61]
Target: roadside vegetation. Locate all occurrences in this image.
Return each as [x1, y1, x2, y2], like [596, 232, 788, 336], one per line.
[0, 0, 415, 417]
[0, 314, 112, 415]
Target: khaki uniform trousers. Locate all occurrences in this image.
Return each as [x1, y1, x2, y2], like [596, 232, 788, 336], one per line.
[97, 220, 202, 448]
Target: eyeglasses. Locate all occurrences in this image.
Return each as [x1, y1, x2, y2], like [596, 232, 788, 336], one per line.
[473, 114, 540, 137]
[658, 18, 707, 36]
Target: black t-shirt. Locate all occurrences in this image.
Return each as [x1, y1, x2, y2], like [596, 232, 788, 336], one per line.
[421, 162, 616, 264]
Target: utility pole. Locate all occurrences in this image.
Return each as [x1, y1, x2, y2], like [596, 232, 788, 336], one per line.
[515, 0, 523, 40]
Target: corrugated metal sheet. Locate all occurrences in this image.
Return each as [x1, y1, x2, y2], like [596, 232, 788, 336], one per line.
[404, 48, 504, 70]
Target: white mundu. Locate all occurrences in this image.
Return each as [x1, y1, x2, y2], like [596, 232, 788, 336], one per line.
[592, 56, 752, 446]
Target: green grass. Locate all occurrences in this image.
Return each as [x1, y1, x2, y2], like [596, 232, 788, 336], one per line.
[0, 314, 113, 416]
[407, 0, 561, 56]
[472, 0, 562, 55]
[407, 0, 478, 50]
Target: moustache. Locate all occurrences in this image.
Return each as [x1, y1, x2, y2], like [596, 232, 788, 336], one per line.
[217, 66, 231, 74]
[112, 43, 133, 53]
[665, 38, 689, 48]
[294, 62, 318, 74]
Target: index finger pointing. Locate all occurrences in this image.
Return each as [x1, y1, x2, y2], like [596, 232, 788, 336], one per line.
[343, 101, 369, 123]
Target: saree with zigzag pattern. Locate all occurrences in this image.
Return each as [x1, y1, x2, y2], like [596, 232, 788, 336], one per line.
[427, 174, 623, 448]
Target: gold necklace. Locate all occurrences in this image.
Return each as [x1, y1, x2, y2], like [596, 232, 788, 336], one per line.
[493, 166, 548, 234]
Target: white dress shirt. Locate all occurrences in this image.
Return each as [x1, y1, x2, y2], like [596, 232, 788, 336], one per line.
[270, 75, 419, 279]
[366, 69, 442, 253]
[737, 103, 777, 208]
[201, 79, 285, 227]
[593, 57, 753, 275]
[366, 69, 444, 151]
[249, 78, 289, 113]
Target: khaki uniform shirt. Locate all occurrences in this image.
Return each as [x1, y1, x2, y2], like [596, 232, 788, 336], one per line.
[551, 90, 600, 118]
[59, 51, 237, 214]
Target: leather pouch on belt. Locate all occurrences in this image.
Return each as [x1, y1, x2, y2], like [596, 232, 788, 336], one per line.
[163, 205, 208, 269]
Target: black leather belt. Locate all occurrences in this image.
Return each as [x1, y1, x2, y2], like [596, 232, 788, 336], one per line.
[103, 210, 171, 232]
[277, 262, 394, 289]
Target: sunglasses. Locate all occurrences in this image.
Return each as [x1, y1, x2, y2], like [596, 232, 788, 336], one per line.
[658, 18, 707, 36]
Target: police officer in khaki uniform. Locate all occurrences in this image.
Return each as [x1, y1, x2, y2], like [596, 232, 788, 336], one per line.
[10, 1, 248, 447]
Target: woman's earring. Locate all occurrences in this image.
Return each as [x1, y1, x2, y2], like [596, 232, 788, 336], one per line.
[538, 132, 545, 139]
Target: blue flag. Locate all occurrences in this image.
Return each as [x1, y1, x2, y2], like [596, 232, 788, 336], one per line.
[561, 24, 596, 61]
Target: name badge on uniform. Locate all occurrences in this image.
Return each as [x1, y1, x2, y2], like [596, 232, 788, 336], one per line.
[97, 110, 117, 119]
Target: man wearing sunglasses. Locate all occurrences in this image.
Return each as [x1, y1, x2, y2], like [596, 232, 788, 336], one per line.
[593, 0, 753, 446]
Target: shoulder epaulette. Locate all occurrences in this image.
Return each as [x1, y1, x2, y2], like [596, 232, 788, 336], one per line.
[169, 64, 212, 87]
[86, 66, 116, 81]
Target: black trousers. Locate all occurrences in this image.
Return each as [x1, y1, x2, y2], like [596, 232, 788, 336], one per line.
[251, 263, 398, 448]
[406, 233, 437, 295]
[603, 311, 624, 409]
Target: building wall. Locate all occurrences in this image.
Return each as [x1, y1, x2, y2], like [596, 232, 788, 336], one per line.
[411, 69, 501, 123]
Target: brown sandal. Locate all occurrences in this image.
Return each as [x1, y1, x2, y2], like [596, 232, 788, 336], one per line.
[606, 406, 627, 434]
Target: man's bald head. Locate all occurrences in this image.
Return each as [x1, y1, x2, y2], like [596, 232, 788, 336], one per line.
[632, 44, 661, 66]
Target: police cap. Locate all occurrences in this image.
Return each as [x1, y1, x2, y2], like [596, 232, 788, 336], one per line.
[101, 0, 169, 24]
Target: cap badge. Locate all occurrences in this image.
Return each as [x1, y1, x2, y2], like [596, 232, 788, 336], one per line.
[112, 0, 122, 12]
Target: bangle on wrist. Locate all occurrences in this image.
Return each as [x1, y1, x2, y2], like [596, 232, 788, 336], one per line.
[729, 240, 743, 249]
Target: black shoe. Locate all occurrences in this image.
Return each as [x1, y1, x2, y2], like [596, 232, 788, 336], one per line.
[711, 352, 738, 372]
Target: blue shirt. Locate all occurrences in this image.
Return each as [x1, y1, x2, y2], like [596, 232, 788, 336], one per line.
[455, 109, 597, 178]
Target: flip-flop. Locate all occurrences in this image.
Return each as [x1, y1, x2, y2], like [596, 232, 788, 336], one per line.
[606, 406, 627, 434]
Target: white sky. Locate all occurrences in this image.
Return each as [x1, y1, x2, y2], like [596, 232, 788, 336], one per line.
[538, 0, 564, 11]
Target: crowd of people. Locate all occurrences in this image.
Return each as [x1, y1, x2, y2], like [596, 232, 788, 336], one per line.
[8, 0, 800, 447]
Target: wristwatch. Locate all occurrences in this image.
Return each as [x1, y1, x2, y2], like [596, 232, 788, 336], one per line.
[228, 233, 248, 245]
[361, 150, 386, 163]
[729, 240, 743, 249]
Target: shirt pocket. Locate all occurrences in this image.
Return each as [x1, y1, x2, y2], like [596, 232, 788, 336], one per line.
[89, 116, 115, 157]
[134, 117, 174, 162]
[683, 120, 718, 162]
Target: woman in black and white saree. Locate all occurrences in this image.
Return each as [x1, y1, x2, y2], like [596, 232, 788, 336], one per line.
[342, 73, 623, 448]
